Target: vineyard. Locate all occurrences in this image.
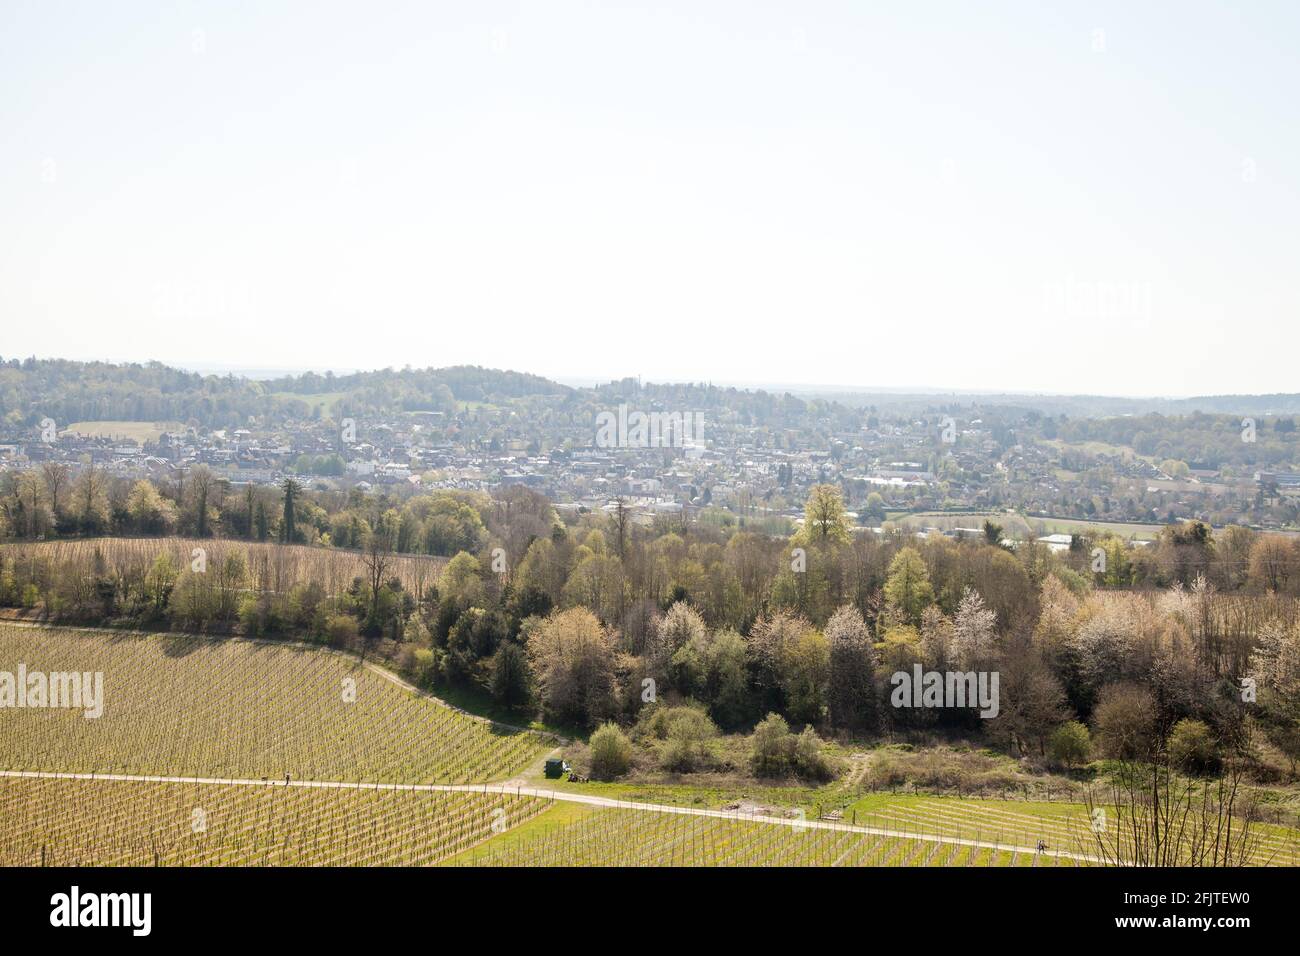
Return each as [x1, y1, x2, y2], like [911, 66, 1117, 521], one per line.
[445, 804, 1078, 867]
[0, 537, 448, 598]
[3, 624, 1298, 868]
[0, 625, 547, 783]
[851, 798, 1300, 868]
[0, 776, 551, 866]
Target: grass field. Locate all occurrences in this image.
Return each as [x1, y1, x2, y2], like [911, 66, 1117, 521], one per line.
[0, 625, 547, 783]
[63, 421, 182, 443]
[888, 510, 1163, 541]
[1042, 438, 1155, 463]
[1027, 516, 1163, 540]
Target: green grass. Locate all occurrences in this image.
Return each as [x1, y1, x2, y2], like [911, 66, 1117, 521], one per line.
[441, 801, 594, 865]
[430, 679, 567, 737]
[1026, 516, 1162, 540]
[531, 777, 826, 811]
[888, 509, 1163, 541]
[1043, 438, 1157, 464]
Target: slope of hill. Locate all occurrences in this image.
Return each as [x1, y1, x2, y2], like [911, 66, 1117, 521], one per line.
[0, 625, 547, 784]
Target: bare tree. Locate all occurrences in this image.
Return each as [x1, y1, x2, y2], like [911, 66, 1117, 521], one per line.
[188, 465, 214, 537]
[1084, 722, 1262, 866]
[41, 462, 70, 525]
[360, 527, 392, 633]
[74, 462, 107, 534]
[611, 497, 629, 560]
[16, 471, 46, 538]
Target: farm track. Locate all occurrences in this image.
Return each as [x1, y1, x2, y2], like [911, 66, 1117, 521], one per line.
[0, 769, 1100, 864]
[5, 623, 1293, 867]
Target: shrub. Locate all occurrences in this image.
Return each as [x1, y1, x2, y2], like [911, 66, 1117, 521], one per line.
[1049, 721, 1092, 767]
[750, 713, 792, 777]
[589, 722, 633, 780]
[397, 645, 438, 687]
[869, 745, 1027, 795]
[324, 613, 360, 649]
[238, 593, 285, 637]
[750, 714, 837, 780]
[790, 726, 837, 781]
[1093, 683, 1157, 760]
[285, 581, 326, 631]
[1168, 718, 1219, 774]
[657, 706, 718, 773]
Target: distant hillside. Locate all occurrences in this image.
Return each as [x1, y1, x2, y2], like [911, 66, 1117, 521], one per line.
[800, 390, 1300, 418]
[265, 365, 570, 403]
[0, 358, 570, 429]
[3, 355, 1299, 434]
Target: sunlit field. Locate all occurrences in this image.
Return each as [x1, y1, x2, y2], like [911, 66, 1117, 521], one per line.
[0, 625, 545, 783]
[0, 775, 550, 866]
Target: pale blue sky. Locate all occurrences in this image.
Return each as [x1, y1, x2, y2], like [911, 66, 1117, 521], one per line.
[2, 1, 1297, 395]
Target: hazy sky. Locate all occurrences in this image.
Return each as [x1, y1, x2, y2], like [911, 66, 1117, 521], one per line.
[2, 1, 1297, 396]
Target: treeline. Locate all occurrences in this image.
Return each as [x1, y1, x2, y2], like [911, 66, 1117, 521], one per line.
[0, 465, 557, 563]
[5, 481, 1299, 786]
[408, 500, 1275, 787]
[412, 503, 1299, 781]
[7, 469, 1300, 640]
[0, 537, 446, 644]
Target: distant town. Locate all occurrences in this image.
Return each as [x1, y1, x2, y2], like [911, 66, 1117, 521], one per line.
[2, 360, 1297, 544]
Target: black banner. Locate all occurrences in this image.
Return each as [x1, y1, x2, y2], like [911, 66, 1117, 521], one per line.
[0, 866, 1277, 944]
